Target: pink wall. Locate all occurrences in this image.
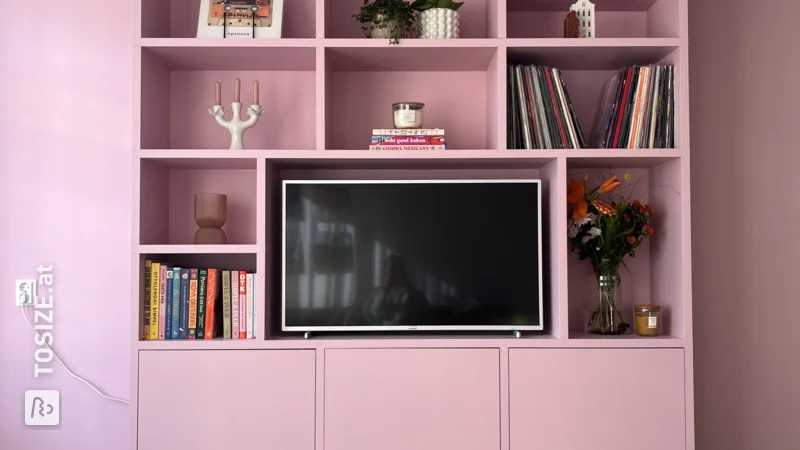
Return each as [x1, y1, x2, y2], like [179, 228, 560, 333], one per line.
[690, 0, 800, 449]
[0, 1, 132, 449]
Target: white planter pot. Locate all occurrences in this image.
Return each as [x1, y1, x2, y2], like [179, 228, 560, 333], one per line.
[420, 8, 460, 39]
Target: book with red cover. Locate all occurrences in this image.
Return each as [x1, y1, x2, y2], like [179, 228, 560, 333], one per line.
[204, 269, 218, 339]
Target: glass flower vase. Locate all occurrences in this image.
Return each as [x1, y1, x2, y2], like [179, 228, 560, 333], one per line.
[588, 259, 630, 335]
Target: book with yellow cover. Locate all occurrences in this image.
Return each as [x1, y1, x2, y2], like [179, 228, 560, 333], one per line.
[148, 262, 160, 340]
[143, 260, 152, 340]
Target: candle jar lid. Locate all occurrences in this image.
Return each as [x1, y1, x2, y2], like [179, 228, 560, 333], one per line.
[393, 102, 425, 110]
[635, 305, 661, 312]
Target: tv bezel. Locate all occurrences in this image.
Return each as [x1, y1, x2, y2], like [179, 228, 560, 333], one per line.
[281, 179, 545, 332]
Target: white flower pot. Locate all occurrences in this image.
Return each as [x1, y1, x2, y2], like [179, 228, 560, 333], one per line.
[420, 8, 460, 39]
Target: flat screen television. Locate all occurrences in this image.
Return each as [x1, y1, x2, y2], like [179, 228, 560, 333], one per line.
[281, 179, 543, 332]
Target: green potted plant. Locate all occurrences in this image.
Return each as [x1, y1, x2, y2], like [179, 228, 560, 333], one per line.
[353, 0, 419, 44]
[411, 0, 464, 39]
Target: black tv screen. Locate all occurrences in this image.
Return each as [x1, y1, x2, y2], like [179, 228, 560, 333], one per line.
[281, 180, 543, 331]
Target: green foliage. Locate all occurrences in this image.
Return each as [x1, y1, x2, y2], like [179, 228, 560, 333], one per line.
[410, 0, 465, 11]
[353, 0, 419, 43]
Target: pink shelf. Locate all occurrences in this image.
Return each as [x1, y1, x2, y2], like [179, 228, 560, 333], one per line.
[564, 149, 683, 167]
[135, 334, 686, 350]
[135, 244, 260, 254]
[136, 150, 259, 169]
[507, 0, 681, 39]
[507, 39, 680, 70]
[325, 46, 498, 71]
[566, 158, 686, 338]
[508, 0, 662, 12]
[138, 50, 315, 149]
[140, 45, 315, 71]
[137, 159, 258, 246]
[325, 0, 501, 39]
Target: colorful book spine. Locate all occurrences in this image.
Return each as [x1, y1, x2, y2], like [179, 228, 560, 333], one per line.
[188, 269, 199, 339]
[179, 269, 189, 339]
[222, 270, 232, 339]
[164, 268, 173, 340]
[372, 128, 445, 136]
[246, 273, 254, 339]
[143, 260, 152, 340]
[196, 269, 208, 339]
[239, 271, 247, 339]
[171, 267, 181, 339]
[148, 262, 160, 340]
[369, 145, 447, 151]
[204, 269, 218, 339]
[371, 136, 446, 146]
[231, 272, 239, 340]
[158, 265, 167, 339]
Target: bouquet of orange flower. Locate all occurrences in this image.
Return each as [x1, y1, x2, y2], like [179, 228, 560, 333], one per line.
[567, 174, 655, 334]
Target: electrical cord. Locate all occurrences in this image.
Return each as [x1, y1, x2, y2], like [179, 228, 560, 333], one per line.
[20, 306, 129, 405]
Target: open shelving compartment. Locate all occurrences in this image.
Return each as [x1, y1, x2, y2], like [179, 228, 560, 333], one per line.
[323, 45, 503, 151]
[565, 155, 687, 340]
[139, 0, 318, 39]
[136, 44, 317, 151]
[136, 157, 260, 246]
[506, 0, 683, 39]
[262, 155, 562, 340]
[324, 0, 502, 39]
[133, 251, 260, 344]
[505, 43, 685, 150]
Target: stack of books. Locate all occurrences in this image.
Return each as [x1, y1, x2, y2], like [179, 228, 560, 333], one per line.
[369, 128, 447, 150]
[592, 64, 675, 149]
[143, 260, 257, 341]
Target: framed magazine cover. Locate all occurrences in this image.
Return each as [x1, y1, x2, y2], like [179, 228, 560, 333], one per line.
[197, 0, 284, 39]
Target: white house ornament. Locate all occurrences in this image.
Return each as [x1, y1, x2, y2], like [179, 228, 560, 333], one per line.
[569, 0, 595, 38]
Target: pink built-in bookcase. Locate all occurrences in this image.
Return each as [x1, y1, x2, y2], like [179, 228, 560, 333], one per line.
[132, 1, 693, 449]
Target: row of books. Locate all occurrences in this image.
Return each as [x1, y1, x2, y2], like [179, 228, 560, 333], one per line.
[143, 261, 257, 340]
[508, 65, 587, 150]
[592, 64, 675, 149]
[370, 128, 447, 151]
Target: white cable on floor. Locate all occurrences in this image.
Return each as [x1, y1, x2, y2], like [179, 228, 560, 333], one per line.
[20, 306, 129, 405]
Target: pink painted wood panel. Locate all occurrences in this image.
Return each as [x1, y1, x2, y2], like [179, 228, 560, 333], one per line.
[509, 348, 686, 450]
[168, 169, 257, 245]
[649, 158, 684, 337]
[325, 0, 492, 38]
[324, 348, 500, 450]
[507, 0, 661, 12]
[137, 350, 315, 450]
[508, 12, 649, 38]
[167, 71, 315, 150]
[329, 71, 491, 150]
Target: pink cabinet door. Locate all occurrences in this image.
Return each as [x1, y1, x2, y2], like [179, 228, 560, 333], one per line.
[137, 350, 315, 450]
[509, 348, 686, 450]
[324, 348, 500, 450]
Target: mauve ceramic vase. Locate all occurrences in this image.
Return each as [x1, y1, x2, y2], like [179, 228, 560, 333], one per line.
[194, 193, 227, 245]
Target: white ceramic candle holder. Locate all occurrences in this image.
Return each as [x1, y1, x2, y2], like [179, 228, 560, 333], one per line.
[208, 102, 263, 150]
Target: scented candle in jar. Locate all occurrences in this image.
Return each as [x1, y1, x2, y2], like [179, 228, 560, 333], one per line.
[393, 102, 425, 128]
[635, 305, 662, 336]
